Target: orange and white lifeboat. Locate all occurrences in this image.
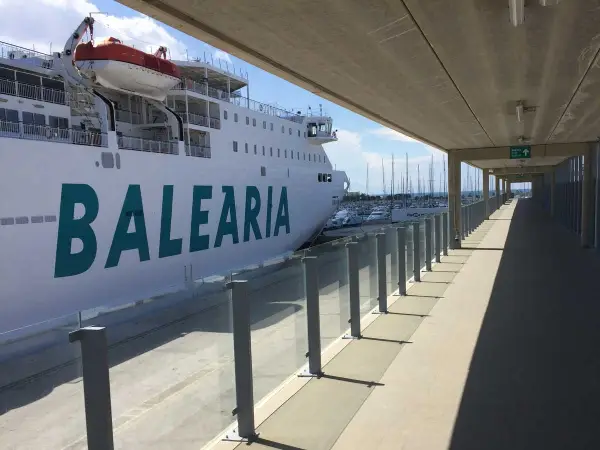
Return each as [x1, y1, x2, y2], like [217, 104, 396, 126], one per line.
[74, 37, 181, 101]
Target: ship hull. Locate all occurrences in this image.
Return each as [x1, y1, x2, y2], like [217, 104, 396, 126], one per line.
[0, 139, 343, 332]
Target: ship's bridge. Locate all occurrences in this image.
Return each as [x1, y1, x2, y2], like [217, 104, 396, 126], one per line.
[305, 115, 337, 145]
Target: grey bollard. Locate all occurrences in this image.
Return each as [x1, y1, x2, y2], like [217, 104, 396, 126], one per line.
[434, 215, 441, 263]
[442, 212, 449, 256]
[376, 233, 387, 313]
[396, 227, 407, 295]
[345, 242, 361, 338]
[226, 281, 258, 441]
[302, 256, 322, 376]
[425, 217, 433, 271]
[69, 327, 115, 450]
[412, 222, 421, 282]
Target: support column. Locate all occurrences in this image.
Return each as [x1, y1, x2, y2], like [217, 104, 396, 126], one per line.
[507, 181, 512, 198]
[502, 179, 507, 202]
[550, 169, 556, 218]
[448, 152, 461, 249]
[495, 176, 501, 210]
[483, 169, 490, 219]
[582, 146, 593, 247]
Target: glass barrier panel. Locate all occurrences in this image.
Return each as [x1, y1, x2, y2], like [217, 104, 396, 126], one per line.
[419, 220, 426, 272]
[0, 313, 85, 449]
[241, 257, 308, 405]
[107, 281, 234, 449]
[357, 234, 378, 315]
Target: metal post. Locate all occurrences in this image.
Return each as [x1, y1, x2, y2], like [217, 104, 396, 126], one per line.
[396, 227, 406, 295]
[412, 222, 421, 282]
[376, 233, 387, 313]
[434, 215, 441, 263]
[425, 218, 433, 271]
[225, 281, 257, 441]
[461, 206, 466, 240]
[345, 242, 361, 338]
[69, 327, 114, 450]
[442, 212, 449, 256]
[302, 256, 322, 376]
[582, 147, 593, 247]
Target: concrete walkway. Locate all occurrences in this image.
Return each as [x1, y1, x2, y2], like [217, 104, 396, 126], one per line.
[210, 199, 600, 450]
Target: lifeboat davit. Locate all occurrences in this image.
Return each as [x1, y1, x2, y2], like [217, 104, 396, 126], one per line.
[74, 37, 181, 101]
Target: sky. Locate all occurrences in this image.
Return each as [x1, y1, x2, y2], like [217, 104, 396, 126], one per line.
[0, 0, 530, 194]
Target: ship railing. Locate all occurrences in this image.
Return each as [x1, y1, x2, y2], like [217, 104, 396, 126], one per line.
[178, 111, 221, 130]
[0, 78, 69, 105]
[0, 120, 108, 146]
[185, 144, 211, 158]
[0, 41, 54, 69]
[118, 135, 179, 155]
[172, 78, 303, 123]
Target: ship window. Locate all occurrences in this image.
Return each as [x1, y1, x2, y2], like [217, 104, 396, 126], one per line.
[284, 149, 287, 158]
[318, 173, 323, 182]
[303, 153, 306, 160]
[49, 116, 69, 129]
[319, 154, 321, 162]
[252, 118, 256, 127]
[304, 132, 306, 138]
[0, 108, 19, 123]
[254, 144, 257, 155]
[270, 123, 273, 131]
[261, 166, 266, 176]
[308, 123, 317, 137]
[313, 154, 316, 162]
[245, 143, 248, 153]
[289, 128, 292, 135]
[290, 151, 293, 160]
[246, 116, 249, 125]
[309, 154, 311, 161]
[22, 112, 45, 126]
[281, 125, 284, 133]
[270, 147, 273, 157]
[277, 148, 280, 157]
[262, 145, 265, 156]
[224, 110, 228, 120]
[263, 120, 266, 129]
[328, 174, 332, 182]
[234, 113, 238, 122]
[298, 130, 300, 137]
[233, 141, 238, 152]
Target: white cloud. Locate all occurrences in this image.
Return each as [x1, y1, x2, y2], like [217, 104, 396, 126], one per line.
[0, 0, 187, 59]
[214, 49, 232, 64]
[326, 129, 449, 194]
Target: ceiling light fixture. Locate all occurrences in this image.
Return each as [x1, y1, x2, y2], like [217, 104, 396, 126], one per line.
[516, 102, 524, 123]
[539, 0, 561, 6]
[509, 0, 525, 26]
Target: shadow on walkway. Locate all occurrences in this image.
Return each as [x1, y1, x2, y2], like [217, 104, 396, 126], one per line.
[449, 199, 600, 450]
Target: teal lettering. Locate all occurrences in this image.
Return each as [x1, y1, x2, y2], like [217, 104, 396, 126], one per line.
[54, 183, 98, 278]
[243, 186, 262, 242]
[105, 185, 150, 268]
[274, 186, 290, 236]
[265, 186, 273, 238]
[189, 185, 212, 252]
[159, 185, 182, 258]
[214, 186, 239, 247]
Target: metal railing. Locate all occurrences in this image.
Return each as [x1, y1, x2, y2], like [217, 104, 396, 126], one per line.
[0, 78, 68, 105]
[186, 144, 211, 158]
[118, 135, 179, 155]
[178, 111, 221, 129]
[0, 120, 107, 147]
[0, 41, 54, 68]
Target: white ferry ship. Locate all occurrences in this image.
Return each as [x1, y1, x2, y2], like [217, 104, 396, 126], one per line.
[0, 17, 348, 333]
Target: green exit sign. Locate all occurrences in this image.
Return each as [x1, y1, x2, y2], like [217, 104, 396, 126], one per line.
[510, 145, 531, 159]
